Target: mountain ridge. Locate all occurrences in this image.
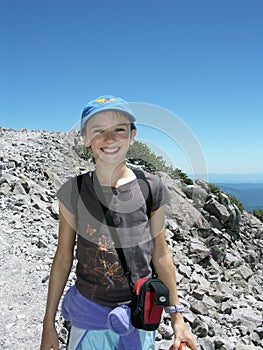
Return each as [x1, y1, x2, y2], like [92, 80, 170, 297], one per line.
[1, 127, 263, 349]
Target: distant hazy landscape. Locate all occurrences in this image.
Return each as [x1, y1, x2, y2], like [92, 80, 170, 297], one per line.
[193, 174, 263, 212]
[205, 174, 263, 212]
[214, 183, 263, 212]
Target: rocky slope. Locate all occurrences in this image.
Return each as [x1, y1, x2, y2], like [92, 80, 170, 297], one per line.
[0, 128, 262, 350]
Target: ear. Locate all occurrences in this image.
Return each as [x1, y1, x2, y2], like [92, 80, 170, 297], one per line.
[130, 128, 136, 145]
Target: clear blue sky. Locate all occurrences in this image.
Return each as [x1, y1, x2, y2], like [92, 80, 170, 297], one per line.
[1, 0, 263, 178]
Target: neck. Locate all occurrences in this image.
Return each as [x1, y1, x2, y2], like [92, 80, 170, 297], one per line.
[95, 162, 132, 187]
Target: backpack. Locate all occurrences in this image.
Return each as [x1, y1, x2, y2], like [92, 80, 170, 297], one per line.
[130, 277, 169, 331]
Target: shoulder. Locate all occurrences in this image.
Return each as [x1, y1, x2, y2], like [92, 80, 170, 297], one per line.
[57, 171, 93, 193]
[142, 170, 163, 189]
[131, 168, 165, 190]
[56, 171, 93, 214]
[57, 176, 76, 195]
[142, 171, 171, 210]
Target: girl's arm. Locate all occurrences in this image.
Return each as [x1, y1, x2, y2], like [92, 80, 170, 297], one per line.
[151, 207, 197, 350]
[40, 203, 76, 350]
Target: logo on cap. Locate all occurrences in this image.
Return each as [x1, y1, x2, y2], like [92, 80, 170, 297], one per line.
[94, 98, 117, 104]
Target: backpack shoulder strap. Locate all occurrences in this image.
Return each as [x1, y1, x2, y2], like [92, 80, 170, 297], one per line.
[132, 169, 153, 219]
[133, 169, 158, 278]
[77, 173, 84, 194]
[70, 173, 85, 218]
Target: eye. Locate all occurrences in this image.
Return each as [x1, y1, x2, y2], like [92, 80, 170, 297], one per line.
[115, 127, 126, 132]
[115, 124, 129, 133]
[93, 128, 104, 134]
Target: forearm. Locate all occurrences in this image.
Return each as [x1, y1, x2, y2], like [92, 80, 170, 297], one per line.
[152, 236, 197, 349]
[153, 252, 196, 348]
[43, 253, 73, 325]
[152, 251, 180, 306]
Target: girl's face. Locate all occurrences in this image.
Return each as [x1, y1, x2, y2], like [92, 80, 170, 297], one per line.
[83, 111, 136, 164]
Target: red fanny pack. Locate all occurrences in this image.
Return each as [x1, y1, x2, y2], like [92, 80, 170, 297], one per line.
[130, 278, 169, 331]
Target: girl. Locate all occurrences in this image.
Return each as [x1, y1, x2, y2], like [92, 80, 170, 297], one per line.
[40, 95, 197, 350]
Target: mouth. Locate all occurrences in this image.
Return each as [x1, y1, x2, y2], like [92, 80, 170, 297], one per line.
[101, 147, 120, 155]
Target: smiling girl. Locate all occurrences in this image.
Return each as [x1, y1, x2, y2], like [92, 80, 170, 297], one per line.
[40, 95, 197, 350]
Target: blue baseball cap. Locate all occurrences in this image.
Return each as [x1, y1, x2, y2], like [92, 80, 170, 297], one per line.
[81, 95, 136, 135]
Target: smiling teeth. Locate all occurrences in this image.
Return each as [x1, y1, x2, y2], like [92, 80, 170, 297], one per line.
[102, 147, 119, 154]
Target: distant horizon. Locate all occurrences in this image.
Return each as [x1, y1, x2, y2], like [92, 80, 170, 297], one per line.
[193, 173, 263, 184]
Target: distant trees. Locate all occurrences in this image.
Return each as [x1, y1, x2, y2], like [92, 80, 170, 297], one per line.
[227, 194, 244, 212]
[253, 209, 263, 222]
[208, 184, 221, 193]
[126, 140, 167, 174]
[127, 140, 193, 184]
[208, 184, 244, 212]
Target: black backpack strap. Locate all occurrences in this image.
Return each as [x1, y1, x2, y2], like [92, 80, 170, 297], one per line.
[132, 169, 153, 219]
[77, 173, 84, 195]
[70, 173, 84, 219]
[132, 169, 158, 278]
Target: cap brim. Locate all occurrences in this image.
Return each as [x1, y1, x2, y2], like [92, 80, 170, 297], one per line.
[81, 107, 136, 134]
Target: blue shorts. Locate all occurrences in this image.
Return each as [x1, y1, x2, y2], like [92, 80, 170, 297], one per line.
[68, 325, 155, 350]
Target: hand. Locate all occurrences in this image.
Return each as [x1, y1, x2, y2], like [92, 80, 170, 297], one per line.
[170, 342, 193, 350]
[40, 324, 59, 350]
[170, 314, 197, 350]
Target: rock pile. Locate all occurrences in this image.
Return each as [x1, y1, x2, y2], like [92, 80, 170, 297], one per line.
[158, 175, 263, 350]
[0, 128, 262, 350]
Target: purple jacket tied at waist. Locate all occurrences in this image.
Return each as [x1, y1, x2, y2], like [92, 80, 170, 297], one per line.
[61, 285, 142, 349]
